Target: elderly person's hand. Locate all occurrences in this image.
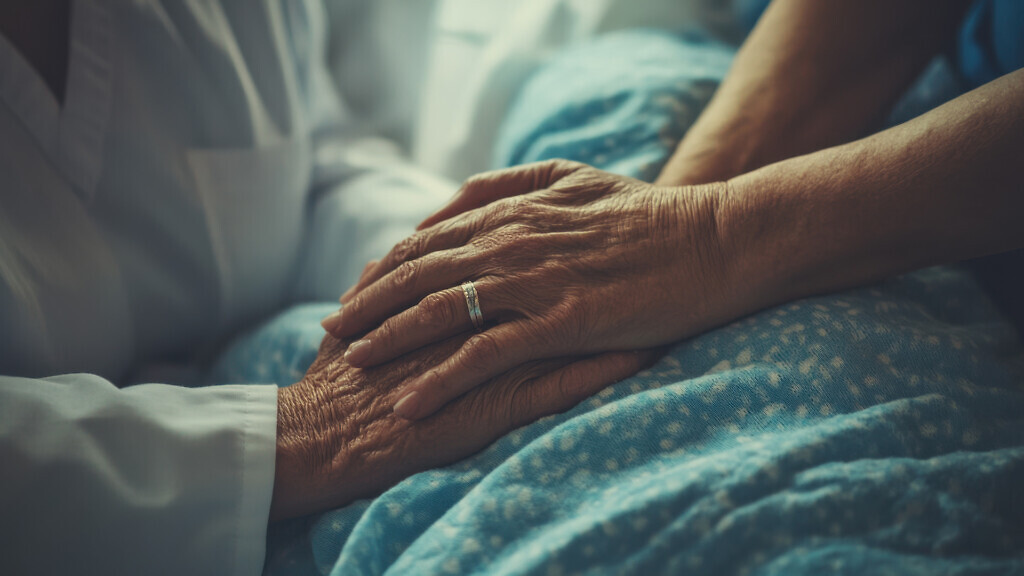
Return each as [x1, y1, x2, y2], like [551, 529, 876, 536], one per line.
[320, 160, 759, 420]
[271, 331, 655, 520]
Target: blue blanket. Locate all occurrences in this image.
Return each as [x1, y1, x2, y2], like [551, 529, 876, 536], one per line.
[212, 30, 1024, 576]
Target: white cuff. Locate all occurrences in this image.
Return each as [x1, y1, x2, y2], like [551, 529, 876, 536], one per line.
[232, 384, 279, 576]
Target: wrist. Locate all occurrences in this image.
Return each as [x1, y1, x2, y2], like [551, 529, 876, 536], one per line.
[270, 386, 308, 521]
[716, 149, 886, 314]
[271, 379, 344, 521]
[658, 181, 766, 335]
[269, 367, 390, 521]
[714, 168, 811, 315]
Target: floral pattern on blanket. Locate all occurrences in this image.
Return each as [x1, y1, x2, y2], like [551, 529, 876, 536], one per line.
[209, 29, 1024, 576]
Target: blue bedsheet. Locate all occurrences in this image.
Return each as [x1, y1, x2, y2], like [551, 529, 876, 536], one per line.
[212, 30, 1024, 576]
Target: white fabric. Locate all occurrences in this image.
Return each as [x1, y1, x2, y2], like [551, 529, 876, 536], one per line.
[0, 376, 277, 576]
[412, 0, 735, 181]
[0, 1, 454, 574]
[322, 0, 441, 147]
[299, 0, 732, 182]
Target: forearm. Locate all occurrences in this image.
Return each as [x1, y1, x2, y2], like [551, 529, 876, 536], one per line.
[720, 69, 1024, 310]
[0, 375, 276, 576]
[656, 0, 970, 186]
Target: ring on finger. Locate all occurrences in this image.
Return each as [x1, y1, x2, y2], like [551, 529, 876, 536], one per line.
[460, 281, 485, 332]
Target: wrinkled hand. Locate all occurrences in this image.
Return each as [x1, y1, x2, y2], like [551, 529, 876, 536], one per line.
[321, 160, 749, 421]
[271, 333, 656, 520]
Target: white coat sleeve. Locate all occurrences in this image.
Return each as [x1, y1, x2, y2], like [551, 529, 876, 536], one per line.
[0, 374, 278, 576]
[291, 135, 459, 301]
[282, 0, 460, 302]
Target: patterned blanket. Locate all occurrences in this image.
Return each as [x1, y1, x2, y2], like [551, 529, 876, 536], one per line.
[211, 29, 1024, 576]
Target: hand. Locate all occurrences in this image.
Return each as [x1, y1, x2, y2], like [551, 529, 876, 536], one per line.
[322, 160, 751, 420]
[271, 332, 657, 520]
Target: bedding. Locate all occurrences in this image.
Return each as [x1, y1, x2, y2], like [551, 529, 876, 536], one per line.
[211, 29, 1024, 576]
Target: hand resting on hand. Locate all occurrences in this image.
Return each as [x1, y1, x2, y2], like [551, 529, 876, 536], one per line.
[271, 332, 657, 520]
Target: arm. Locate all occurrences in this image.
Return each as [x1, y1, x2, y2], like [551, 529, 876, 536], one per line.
[720, 68, 1024, 312]
[0, 375, 277, 576]
[0, 343, 651, 576]
[656, 0, 972, 186]
[320, 69, 1024, 421]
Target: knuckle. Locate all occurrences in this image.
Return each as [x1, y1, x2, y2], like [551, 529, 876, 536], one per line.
[391, 260, 419, 293]
[469, 232, 503, 253]
[419, 292, 457, 330]
[545, 298, 587, 349]
[550, 293, 582, 322]
[483, 196, 525, 227]
[542, 158, 584, 180]
[500, 195, 532, 218]
[373, 318, 396, 347]
[461, 172, 490, 192]
[460, 332, 503, 373]
[392, 234, 424, 264]
[501, 222, 532, 242]
[534, 159, 565, 179]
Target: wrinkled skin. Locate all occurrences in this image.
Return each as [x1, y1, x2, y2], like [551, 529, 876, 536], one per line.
[321, 160, 746, 420]
[271, 333, 657, 520]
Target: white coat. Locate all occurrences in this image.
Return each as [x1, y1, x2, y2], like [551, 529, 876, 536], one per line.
[0, 1, 453, 574]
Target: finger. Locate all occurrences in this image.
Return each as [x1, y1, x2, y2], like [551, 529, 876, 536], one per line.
[393, 323, 540, 420]
[416, 159, 587, 231]
[344, 278, 506, 367]
[359, 259, 380, 284]
[327, 247, 478, 339]
[405, 349, 661, 474]
[506, 349, 662, 428]
[348, 217, 477, 302]
[339, 259, 380, 304]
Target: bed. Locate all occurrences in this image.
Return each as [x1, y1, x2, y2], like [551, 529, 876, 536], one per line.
[212, 27, 1024, 576]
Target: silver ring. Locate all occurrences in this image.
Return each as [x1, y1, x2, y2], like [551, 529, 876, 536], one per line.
[460, 281, 485, 332]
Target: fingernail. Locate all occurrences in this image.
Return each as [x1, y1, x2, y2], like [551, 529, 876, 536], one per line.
[320, 309, 342, 332]
[344, 339, 372, 365]
[393, 391, 421, 419]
